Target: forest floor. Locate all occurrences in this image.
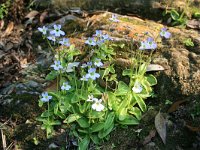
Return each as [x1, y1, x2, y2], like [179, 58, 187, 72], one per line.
[0, 1, 200, 150]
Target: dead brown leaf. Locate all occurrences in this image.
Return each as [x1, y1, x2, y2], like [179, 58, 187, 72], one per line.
[168, 100, 187, 113]
[186, 124, 200, 132]
[45, 80, 57, 92]
[2, 22, 14, 37]
[142, 129, 156, 145]
[155, 112, 166, 144]
[0, 20, 4, 30]
[40, 11, 48, 23]
[25, 10, 39, 19]
[146, 64, 165, 72]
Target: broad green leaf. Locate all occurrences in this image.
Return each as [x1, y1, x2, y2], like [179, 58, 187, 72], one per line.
[90, 122, 104, 133]
[117, 94, 132, 120]
[39, 100, 43, 107]
[107, 92, 119, 111]
[63, 114, 81, 124]
[71, 93, 79, 103]
[170, 10, 180, 20]
[133, 94, 146, 112]
[118, 108, 127, 121]
[77, 118, 90, 128]
[45, 70, 58, 81]
[98, 123, 114, 139]
[104, 112, 115, 130]
[90, 134, 100, 144]
[41, 110, 52, 117]
[54, 103, 58, 114]
[115, 81, 129, 96]
[55, 111, 66, 119]
[118, 116, 139, 125]
[78, 129, 88, 134]
[146, 75, 157, 86]
[138, 63, 147, 75]
[129, 107, 142, 120]
[78, 135, 90, 150]
[141, 79, 151, 93]
[50, 120, 61, 125]
[122, 69, 132, 76]
[88, 110, 105, 119]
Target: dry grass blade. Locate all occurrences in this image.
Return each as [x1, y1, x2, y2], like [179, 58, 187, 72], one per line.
[1, 129, 7, 150]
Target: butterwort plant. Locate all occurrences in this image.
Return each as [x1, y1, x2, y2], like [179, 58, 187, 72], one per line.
[37, 22, 171, 149]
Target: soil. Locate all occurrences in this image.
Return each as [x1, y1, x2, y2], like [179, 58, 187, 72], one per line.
[0, 1, 200, 150]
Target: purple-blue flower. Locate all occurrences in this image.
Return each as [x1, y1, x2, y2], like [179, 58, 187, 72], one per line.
[139, 37, 157, 50]
[109, 14, 119, 22]
[38, 26, 48, 35]
[61, 82, 71, 91]
[50, 24, 65, 37]
[94, 58, 103, 67]
[85, 37, 97, 46]
[41, 92, 52, 102]
[59, 38, 70, 46]
[94, 30, 102, 37]
[47, 36, 56, 42]
[160, 28, 171, 39]
[51, 60, 63, 71]
[85, 68, 100, 80]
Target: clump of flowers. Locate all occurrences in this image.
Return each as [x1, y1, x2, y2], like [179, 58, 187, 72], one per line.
[37, 22, 171, 150]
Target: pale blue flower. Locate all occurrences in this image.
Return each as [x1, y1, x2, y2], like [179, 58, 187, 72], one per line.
[51, 60, 63, 71]
[86, 68, 100, 80]
[47, 36, 56, 42]
[160, 28, 171, 39]
[41, 92, 52, 102]
[50, 24, 65, 37]
[38, 26, 48, 35]
[94, 30, 102, 37]
[94, 58, 103, 67]
[139, 37, 157, 50]
[85, 37, 97, 46]
[132, 81, 143, 93]
[61, 82, 71, 91]
[109, 14, 119, 22]
[59, 38, 70, 46]
[87, 62, 92, 66]
[80, 75, 88, 81]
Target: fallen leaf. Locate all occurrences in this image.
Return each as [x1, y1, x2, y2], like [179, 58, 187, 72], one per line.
[142, 129, 156, 145]
[45, 80, 57, 92]
[146, 64, 164, 72]
[0, 20, 4, 29]
[168, 100, 187, 113]
[25, 10, 39, 19]
[2, 22, 14, 37]
[155, 112, 166, 144]
[186, 124, 200, 132]
[186, 19, 200, 29]
[40, 11, 48, 23]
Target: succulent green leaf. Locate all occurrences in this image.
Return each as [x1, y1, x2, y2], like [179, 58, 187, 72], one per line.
[104, 112, 115, 130]
[45, 70, 58, 81]
[170, 10, 180, 20]
[146, 74, 157, 86]
[90, 122, 104, 133]
[63, 114, 81, 124]
[133, 94, 147, 112]
[115, 81, 129, 96]
[77, 117, 90, 128]
[78, 135, 90, 150]
[98, 123, 114, 139]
